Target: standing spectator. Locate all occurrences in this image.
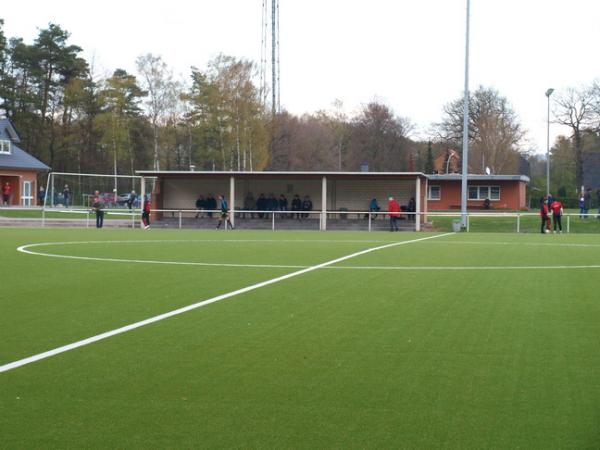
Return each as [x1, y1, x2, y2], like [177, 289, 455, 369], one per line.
[388, 196, 401, 232]
[256, 193, 266, 218]
[291, 194, 302, 220]
[206, 194, 217, 218]
[216, 194, 234, 230]
[302, 195, 313, 219]
[585, 188, 592, 217]
[2, 181, 12, 205]
[195, 194, 206, 218]
[267, 193, 277, 218]
[579, 193, 586, 218]
[38, 186, 46, 206]
[63, 184, 71, 207]
[547, 193, 553, 211]
[278, 194, 289, 218]
[127, 191, 137, 210]
[540, 196, 550, 233]
[92, 190, 104, 228]
[550, 197, 563, 233]
[142, 195, 151, 229]
[243, 192, 256, 218]
[407, 197, 416, 221]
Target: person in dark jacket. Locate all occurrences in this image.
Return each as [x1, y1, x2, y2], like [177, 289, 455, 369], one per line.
[291, 194, 302, 219]
[540, 196, 550, 233]
[142, 196, 151, 229]
[92, 190, 104, 228]
[302, 195, 313, 219]
[206, 194, 217, 218]
[279, 194, 289, 218]
[216, 194, 234, 230]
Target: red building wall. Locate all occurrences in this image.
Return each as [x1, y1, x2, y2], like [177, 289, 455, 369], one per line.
[428, 180, 527, 210]
[0, 170, 38, 206]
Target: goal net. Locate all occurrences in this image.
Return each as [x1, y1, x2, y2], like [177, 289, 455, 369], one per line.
[43, 172, 146, 210]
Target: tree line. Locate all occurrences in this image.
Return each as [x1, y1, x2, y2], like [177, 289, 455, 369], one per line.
[0, 20, 599, 196]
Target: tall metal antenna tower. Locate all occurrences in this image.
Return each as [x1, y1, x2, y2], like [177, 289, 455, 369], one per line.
[260, 0, 280, 115]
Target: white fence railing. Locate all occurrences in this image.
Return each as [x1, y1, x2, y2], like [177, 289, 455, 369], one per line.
[1, 206, 599, 233]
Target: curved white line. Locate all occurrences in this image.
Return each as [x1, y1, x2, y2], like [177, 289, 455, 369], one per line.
[17, 241, 600, 271]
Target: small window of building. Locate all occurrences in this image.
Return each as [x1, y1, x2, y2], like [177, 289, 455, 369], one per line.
[428, 185, 441, 200]
[0, 140, 11, 154]
[468, 185, 501, 200]
[490, 186, 501, 200]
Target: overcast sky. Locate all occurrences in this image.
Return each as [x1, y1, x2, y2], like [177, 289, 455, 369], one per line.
[2, 0, 599, 154]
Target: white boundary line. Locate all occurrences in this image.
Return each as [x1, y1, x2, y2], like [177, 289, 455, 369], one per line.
[1, 233, 452, 373]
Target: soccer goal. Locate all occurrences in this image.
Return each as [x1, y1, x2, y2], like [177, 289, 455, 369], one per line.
[43, 172, 146, 209]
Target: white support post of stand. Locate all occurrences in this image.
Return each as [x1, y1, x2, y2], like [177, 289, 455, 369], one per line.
[272, 212, 275, 231]
[229, 176, 235, 229]
[368, 213, 372, 232]
[178, 210, 182, 229]
[517, 213, 521, 233]
[567, 215, 570, 233]
[321, 176, 327, 231]
[415, 177, 421, 231]
[140, 176, 145, 229]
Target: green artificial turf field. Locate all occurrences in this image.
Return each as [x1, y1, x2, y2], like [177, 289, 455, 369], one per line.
[1, 228, 599, 449]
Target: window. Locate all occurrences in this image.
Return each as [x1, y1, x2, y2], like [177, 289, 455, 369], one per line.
[468, 185, 501, 201]
[22, 181, 33, 206]
[428, 185, 441, 200]
[0, 140, 11, 154]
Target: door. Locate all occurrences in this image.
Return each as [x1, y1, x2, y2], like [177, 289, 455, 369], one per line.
[22, 180, 33, 206]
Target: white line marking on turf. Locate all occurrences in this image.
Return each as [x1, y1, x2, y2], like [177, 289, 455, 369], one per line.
[17, 240, 600, 271]
[1, 233, 452, 373]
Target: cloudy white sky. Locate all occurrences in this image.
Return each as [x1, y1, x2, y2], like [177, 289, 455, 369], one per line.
[2, 0, 599, 154]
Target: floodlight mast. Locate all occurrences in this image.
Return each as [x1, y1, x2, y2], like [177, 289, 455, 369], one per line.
[460, 0, 471, 229]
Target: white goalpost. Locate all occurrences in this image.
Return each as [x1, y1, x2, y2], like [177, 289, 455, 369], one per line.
[42, 172, 150, 228]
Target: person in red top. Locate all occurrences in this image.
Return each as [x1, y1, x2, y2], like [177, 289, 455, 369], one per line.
[142, 196, 151, 229]
[388, 196, 401, 232]
[540, 196, 550, 234]
[2, 182, 11, 205]
[550, 197, 564, 233]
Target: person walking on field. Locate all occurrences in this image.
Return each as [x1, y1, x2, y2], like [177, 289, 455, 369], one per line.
[550, 197, 564, 233]
[142, 195, 151, 229]
[216, 194, 234, 230]
[540, 196, 550, 234]
[388, 196, 401, 232]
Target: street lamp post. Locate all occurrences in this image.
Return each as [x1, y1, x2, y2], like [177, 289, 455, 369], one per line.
[545, 88, 554, 198]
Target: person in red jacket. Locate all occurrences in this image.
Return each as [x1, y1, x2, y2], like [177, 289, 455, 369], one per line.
[540, 196, 550, 234]
[550, 197, 564, 233]
[388, 196, 401, 232]
[142, 196, 151, 229]
[2, 182, 11, 205]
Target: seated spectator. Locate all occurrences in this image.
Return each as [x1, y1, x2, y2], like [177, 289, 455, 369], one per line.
[291, 194, 302, 220]
[408, 197, 416, 220]
[483, 198, 491, 210]
[367, 198, 380, 220]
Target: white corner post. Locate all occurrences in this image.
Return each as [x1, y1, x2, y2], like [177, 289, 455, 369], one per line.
[321, 176, 327, 231]
[140, 176, 146, 229]
[229, 176, 235, 228]
[415, 177, 421, 231]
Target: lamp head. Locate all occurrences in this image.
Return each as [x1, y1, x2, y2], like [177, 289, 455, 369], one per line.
[545, 88, 555, 97]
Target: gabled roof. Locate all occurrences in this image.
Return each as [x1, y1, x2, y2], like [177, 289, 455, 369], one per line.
[0, 118, 21, 143]
[0, 118, 50, 172]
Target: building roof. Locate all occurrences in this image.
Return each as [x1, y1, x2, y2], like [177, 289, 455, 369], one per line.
[0, 118, 50, 172]
[427, 174, 530, 183]
[136, 170, 428, 179]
